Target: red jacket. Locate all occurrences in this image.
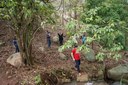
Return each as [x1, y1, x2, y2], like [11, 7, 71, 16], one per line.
[72, 48, 77, 56]
[74, 52, 80, 60]
[72, 48, 80, 60]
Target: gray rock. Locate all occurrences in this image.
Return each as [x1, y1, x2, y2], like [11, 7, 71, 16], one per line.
[52, 36, 59, 43]
[77, 74, 88, 82]
[7, 76, 12, 79]
[93, 81, 108, 85]
[111, 81, 127, 85]
[63, 81, 77, 85]
[85, 82, 93, 85]
[7, 53, 22, 67]
[83, 49, 96, 62]
[61, 79, 71, 83]
[108, 64, 128, 81]
[59, 53, 68, 60]
[97, 70, 104, 80]
[39, 46, 44, 52]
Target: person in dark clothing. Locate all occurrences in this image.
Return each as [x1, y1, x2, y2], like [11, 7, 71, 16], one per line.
[46, 31, 51, 48]
[13, 37, 20, 53]
[58, 32, 64, 45]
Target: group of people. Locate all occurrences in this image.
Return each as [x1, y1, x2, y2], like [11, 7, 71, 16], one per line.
[12, 31, 86, 76]
[46, 30, 86, 48]
[47, 31, 86, 75]
[46, 30, 64, 48]
[12, 30, 65, 52]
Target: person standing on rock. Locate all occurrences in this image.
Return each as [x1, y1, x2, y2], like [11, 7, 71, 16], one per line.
[58, 32, 64, 46]
[71, 44, 81, 75]
[81, 34, 86, 44]
[13, 37, 20, 53]
[46, 31, 51, 48]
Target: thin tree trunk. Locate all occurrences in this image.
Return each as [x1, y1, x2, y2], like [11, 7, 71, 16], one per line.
[62, 0, 65, 26]
[29, 43, 33, 65]
[24, 32, 33, 66]
[74, 0, 78, 32]
[125, 32, 128, 50]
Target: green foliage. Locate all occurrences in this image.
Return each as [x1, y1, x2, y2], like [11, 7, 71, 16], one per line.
[96, 52, 122, 61]
[59, 20, 94, 52]
[21, 80, 27, 85]
[0, 0, 55, 23]
[0, 0, 55, 65]
[96, 52, 106, 61]
[59, 0, 128, 61]
[86, 0, 105, 9]
[81, 0, 128, 50]
[34, 74, 42, 85]
[113, 53, 122, 61]
[65, 20, 76, 36]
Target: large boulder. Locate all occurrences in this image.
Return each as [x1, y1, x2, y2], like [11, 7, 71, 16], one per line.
[111, 82, 120, 85]
[83, 49, 96, 62]
[59, 53, 68, 60]
[97, 70, 104, 80]
[7, 53, 22, 67]
[77, 74, 88, 82]
[111, 82, 127, 85]
[107, 64, 128, 81]
[52, 36, 59, 43]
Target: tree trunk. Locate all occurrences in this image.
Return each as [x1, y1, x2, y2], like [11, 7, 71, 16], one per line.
[62, 0, 65, 26]
[125, 32, 128, 50]
[23, 32, 33, 66]
[16, 30, 33, 66]
[74, 0, 78, 32]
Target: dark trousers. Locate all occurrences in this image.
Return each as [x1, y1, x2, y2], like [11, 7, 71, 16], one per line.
[15, 45, 19, 52]
[59, 39, 63, 45]
[47, 40, 51, 47]
[75, 60, 81, 73]
[82, 41, 85, 44]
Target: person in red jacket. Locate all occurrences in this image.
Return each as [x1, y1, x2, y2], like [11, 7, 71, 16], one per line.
[71, 44, 81, 75]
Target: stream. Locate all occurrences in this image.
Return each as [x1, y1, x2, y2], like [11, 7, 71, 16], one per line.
[63, 81, 87, 85]
[63, 80, 112, 85]
[63, 81, 127, 85]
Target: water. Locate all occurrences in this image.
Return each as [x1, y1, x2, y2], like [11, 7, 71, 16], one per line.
[63, 81, 108, 85]
[63, 81, 86, 85]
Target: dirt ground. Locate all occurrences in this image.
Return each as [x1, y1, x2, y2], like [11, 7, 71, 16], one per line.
[0, 25, 79, 85]
[0, 22, 128, 85]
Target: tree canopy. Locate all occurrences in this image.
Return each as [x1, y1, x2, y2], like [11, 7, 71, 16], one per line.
[59, 0, 128, 61]
[0, 0, 55, 65]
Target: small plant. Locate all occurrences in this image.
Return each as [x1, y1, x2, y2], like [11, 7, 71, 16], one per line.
[96, 52, 106, 61]
[113, 53, 122, 61]
[21, 80, 27, 85]
[34, 74, 42, 85]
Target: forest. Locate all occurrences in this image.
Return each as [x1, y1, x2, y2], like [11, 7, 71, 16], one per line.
[0, 0, 128, 85]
